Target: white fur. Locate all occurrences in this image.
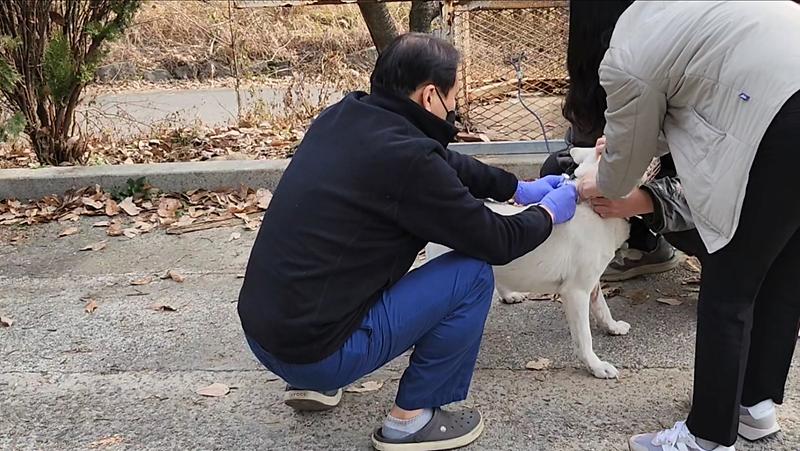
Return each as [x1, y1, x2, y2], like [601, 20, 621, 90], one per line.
[426, 147, 631, 379]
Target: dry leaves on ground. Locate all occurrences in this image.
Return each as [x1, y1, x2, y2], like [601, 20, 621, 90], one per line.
[684, 257, 701, 273]
[656, 297, 684, 306]
[0, 316, 13, 327]
[150, 302, 178, 312]
[1, 185, 273, 240]
[118, 197, 141, 216]
[59, 227, 79, 237]
[163, 270, 185, 283]
[682, 275, 701, 285]
[601, 284, 622, 299]
[345, 380, 384, 393]
[197, 382, 230, 397]
[88, 124, 301, 167]
[528, 293, 558, 302]
[525, 358, 551, 371]
[84, 298, 99, 313]
[89, 435, 124, 448]
[130, 276, 153, 286]
[80, 240, 108, 252]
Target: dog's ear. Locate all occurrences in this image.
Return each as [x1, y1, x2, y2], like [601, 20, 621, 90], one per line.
[569, 146, 596, 165]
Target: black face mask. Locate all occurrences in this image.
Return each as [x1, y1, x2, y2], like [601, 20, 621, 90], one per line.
[434, 89, 457, 125]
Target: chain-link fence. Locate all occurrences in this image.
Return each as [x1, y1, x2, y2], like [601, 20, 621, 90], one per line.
[445, 0, 569, 142]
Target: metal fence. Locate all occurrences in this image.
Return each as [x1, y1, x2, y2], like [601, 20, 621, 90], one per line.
[444, 0, 569, 142]
[237, 0, 571, 143]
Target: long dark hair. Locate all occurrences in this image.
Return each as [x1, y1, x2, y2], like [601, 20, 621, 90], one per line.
[562, 1, 633, 142]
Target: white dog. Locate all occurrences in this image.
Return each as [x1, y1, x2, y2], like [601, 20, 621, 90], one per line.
[426, 147, 631, 378]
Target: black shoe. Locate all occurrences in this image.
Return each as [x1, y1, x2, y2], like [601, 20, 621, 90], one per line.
[283, 385, 342, 411]
[602, 236, 681, 282]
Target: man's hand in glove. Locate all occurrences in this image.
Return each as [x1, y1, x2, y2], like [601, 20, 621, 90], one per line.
[514, 175, 566, 205]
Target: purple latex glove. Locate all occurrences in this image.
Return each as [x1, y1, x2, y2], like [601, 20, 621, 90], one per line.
[539, 183, 578, 224]
[514, 175, 566, 205]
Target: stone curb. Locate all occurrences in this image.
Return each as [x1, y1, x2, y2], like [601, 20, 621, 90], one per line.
[0, 154, 549, 201]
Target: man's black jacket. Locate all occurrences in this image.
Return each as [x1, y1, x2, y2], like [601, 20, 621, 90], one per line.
[238, 89, 553, 364]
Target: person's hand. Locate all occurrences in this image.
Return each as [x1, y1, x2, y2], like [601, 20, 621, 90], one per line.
[595, 135, 606, 158]
[514, 175, 565, 205]
[589, 188, 655, 218]
[577, 166, 603, 200]
[539, 183, 578, 225]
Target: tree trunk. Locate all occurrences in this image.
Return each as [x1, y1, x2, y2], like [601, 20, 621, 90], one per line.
[357, 3, 399, 53]
[409, 1, 440, 33]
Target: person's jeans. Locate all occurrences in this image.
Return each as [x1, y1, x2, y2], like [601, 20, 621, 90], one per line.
[246, 251, 495, 410]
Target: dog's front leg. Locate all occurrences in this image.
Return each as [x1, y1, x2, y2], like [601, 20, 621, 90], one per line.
[561, 287, 620, 379]
[590, 284, 631, 336]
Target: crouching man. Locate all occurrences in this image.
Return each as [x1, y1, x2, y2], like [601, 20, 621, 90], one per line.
[237, 33, 578, 450]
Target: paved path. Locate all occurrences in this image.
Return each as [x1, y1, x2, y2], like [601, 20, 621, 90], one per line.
[78, 85, 338, 138]
[1, 219, 798, 450]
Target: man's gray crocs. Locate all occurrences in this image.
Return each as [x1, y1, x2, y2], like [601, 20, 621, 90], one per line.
[371, 408, 484, 451]
[283, 385, 342, 411]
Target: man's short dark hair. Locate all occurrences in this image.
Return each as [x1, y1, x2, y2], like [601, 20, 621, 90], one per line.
[370, 33, 460, 97]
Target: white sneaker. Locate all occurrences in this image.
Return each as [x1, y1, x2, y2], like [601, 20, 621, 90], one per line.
[739, 399, 780, 441]
[629, 421, 735, 451]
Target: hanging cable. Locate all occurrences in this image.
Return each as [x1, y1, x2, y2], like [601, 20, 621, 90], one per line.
[507, 52, 552, 154]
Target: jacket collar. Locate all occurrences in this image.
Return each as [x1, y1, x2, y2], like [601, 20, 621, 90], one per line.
[363, 87, 458, 148]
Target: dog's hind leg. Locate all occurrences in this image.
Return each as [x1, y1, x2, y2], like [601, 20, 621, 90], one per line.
[495, 285, 529, 304]
[561, 287, 620, 379]
[590, 284, 631, 336]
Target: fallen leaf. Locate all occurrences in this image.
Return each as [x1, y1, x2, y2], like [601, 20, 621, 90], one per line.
[197, 382, 230, 397]
[345, 380, 384, 393]
[150, 302, 178, 312]
[122, 228, 139, 239]
[118, 197, 141, 216]
[81, 197, 104, 210]
[79, 240, 107, 252]
[84, 299, 99, 313]
[525, 358, 551, 370]
[157, 198, 181, 218]
[228, 231, 241, 242]
[175, 214, 195, 227]
[684, 257, 701, 273]
[256, 189, 273, 209]
[90, 435, 124, 448]
[130, 276, 152, 286]
[602, 284, 623, 299]
[243, 218, 261, 231]
[164, 270, 185, 283]
[106, 221, 123, 237]
[59, 227, 79, 237]
[0, 316, 13, 327]
[105, 199, 120, 216]
[686, 286, 701, 293]
[134, 221, 155, 233]
[656, 297, 684, 306]
[92, 220, 110, 227]
[682, 275, 701, 285]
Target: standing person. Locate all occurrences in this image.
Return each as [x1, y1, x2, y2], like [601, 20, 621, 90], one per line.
[540, 0, 690, 281]
[237, 33, 578, 450]
[574, 1, 800, 450]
